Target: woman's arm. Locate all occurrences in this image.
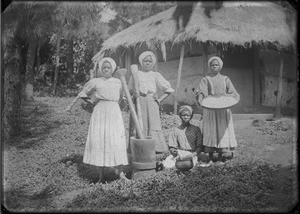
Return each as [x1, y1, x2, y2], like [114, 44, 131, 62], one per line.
[155, 92, 171, 105]
[155, 72, 174, 105]
[168, 128, 180, 157]
[65, 95, 80, 111]
[225, 77, 240, 102]
[192, 127, 204, 156]
[81, 97, 94, 105]
[196, 77, 209, 106]
[65, 96, 94, 112]
[66, 79, 96, 112]
[119, 88, 126, 103]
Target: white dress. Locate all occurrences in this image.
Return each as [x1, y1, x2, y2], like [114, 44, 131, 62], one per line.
[78, 77, 128, 167]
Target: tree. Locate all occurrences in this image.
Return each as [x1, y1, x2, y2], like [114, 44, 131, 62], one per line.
[2, 2, 57, 139]
[108, 2, 175, 34]
[4, 2, 57, 101]
[2, 11, 22, 139]
[50, 2, 109, 95]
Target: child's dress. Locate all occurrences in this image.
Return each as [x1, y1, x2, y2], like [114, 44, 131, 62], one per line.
[164, 124, 203, 168]
[197, 74, 240, 153]
[78, 77, 128, 167]
[129, 70, 174, 153]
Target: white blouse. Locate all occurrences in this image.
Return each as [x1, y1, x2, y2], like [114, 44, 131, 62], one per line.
[129, 70, 174, 95]
[78, 77, 122, 101]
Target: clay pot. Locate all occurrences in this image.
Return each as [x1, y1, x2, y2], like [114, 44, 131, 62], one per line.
[175, 158, 193, 171]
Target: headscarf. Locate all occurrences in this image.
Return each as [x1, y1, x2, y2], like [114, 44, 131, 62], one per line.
[97, 57, 117, 77]
[207, 56, 223, 70]
[179, 105, 194, 118]
[138, 51, 157, 66]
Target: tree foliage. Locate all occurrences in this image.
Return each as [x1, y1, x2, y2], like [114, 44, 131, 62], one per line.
[107, 2, 175, 35]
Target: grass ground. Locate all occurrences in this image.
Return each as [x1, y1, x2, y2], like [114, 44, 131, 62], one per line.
[3, 97, 298, 212]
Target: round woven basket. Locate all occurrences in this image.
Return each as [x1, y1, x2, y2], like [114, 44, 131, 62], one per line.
[202, 95, 238, 110]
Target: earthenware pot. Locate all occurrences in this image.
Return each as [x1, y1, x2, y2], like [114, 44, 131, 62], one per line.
[175, 158, 193, 171]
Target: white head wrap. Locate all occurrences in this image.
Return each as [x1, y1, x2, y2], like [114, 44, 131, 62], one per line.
[98, 57, 117, 76]
[179, 105, 194, 117]
[138, 51, 157, 66]
[208, 56, 223, 70]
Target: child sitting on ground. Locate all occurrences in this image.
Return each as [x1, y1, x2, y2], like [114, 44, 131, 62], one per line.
[163, 105, 203, 169]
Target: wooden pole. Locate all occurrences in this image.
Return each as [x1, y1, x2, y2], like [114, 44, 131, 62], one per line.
[203, 43, 208, 75]
[118, 56, 124, 68]
[275, 53, 284, 118]
[115, 69, 144, 139]
[173, 44, 185, 115]
[152, 49, 159, 72]
[130, 64, 143, 133]
[125, 50, 132, 81]
[253, 47, 261, 106]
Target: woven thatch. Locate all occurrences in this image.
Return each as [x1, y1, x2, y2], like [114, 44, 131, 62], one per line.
[93, 2, 295, 62]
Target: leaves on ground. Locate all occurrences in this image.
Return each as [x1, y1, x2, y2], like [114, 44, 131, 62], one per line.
[3, 97, 298, 212]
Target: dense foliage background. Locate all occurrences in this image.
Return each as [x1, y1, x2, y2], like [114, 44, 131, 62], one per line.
[1, 2, 175, 139]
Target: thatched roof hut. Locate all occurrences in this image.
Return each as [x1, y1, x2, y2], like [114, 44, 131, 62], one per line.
[93, 1, 295, 62]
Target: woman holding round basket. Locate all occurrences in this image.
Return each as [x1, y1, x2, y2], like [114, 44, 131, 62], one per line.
[196, 56, 240, 166]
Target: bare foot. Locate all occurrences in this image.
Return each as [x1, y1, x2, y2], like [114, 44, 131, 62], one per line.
[215, 161, 225, 166]
[119, 172, 129, 181]
[199, 161, 214, 167]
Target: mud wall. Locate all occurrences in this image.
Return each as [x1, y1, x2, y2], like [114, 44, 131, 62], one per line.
[259, 49, 297, 109]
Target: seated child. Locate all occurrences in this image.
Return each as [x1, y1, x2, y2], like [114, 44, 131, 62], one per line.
[163, 105, 203, 169]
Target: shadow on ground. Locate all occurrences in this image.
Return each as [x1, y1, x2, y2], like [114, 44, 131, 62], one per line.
[5, 100, 67, 150]
[59, 154, 132, 184]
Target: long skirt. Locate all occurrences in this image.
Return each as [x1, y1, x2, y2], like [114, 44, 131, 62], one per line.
[139, 95, 168, 153]
[83, 101, 128, 167]
[202, 108, 237, 153]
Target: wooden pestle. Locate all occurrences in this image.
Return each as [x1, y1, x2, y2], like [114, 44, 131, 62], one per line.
[115, 68, 145, 140]
[130, 64, 143, 133]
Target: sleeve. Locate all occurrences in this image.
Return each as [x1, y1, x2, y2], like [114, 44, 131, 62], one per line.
[196, 77, 209, 106]
[155, 72, 175, 93]
[168, 128, 179, 149]
[195, 127, 204, 153]
[225, 77, 240, 102]
[78, 79, 96, 98]
[118, 79, 123, 98]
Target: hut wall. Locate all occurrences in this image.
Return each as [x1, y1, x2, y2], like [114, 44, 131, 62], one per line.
[129, 46, 296, 112]
[259, 49, 297, 109]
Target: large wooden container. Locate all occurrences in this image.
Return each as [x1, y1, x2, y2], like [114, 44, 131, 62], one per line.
[130, 136, 156, 179]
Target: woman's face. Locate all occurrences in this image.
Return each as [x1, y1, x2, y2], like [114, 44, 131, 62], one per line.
[142, 56, 154, 71]
[180, 110, 192, 123]
[210, 59, 221, 74]
[101, 61, 113, 78]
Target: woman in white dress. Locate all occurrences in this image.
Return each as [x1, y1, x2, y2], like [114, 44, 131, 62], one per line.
[197, 56, 240, 166]
[66, 57, 128, 182]
[129, 51, 175, 153]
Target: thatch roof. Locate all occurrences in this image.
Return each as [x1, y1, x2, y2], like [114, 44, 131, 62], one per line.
[93, 2, 295, 62]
